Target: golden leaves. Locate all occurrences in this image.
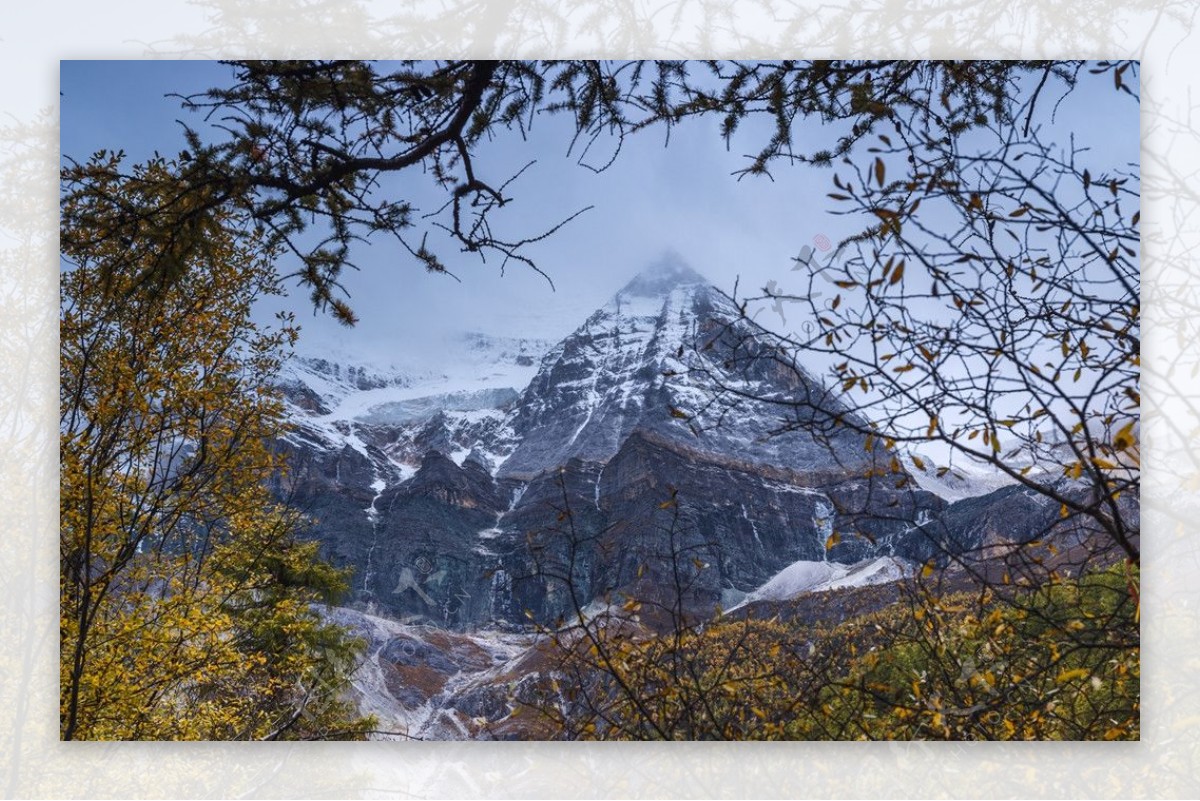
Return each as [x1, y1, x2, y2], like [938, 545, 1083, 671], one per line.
[1055, 668, 1089, 684]
[60, 174, 365, 741]
[547, 560, 1139, 742]
[1113, 420, 1137, 452]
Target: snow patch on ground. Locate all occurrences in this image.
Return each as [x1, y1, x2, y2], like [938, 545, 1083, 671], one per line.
[729, 556, 911, 611]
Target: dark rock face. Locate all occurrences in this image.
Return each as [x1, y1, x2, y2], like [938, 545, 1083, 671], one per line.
[273, 260, 1128, 631]
[917, 479, 1139, 579]
[481, 430, 945, 627]
[360, 451, 509, 626]
[272, 435, 380, 576]
[927, 484, 1060, 555]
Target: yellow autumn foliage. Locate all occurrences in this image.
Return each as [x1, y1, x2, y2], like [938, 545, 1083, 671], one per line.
[542, 563, 1138, 741]
[60, 156, 373, 740]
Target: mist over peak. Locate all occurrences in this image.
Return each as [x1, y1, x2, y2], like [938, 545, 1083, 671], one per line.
[616, 251, 711, 298]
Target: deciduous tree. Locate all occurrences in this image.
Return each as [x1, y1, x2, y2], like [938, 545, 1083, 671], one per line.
[60, 155, 373, 740]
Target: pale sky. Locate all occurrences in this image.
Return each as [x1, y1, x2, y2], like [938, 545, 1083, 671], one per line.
[59, 61, 1138, 364]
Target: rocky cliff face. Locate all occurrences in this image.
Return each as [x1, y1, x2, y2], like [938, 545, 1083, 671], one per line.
[273, 260, 1096, 630]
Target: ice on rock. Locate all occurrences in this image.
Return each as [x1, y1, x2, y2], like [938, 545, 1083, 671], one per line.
[729, 556, 912, 611]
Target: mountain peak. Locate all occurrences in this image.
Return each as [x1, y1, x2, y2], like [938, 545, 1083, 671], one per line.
[617, 252, 710, 298]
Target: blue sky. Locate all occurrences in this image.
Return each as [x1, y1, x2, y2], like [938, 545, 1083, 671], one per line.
[59, 61, 1139, 363]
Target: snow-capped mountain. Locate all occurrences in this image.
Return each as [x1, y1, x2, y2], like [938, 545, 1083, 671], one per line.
[499, 255, 871, 479]
[275, 331, 551, 482]
[273, 255, 1126, 634]
[277, 331, 550, 427]
[272, 258, 956, 630]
